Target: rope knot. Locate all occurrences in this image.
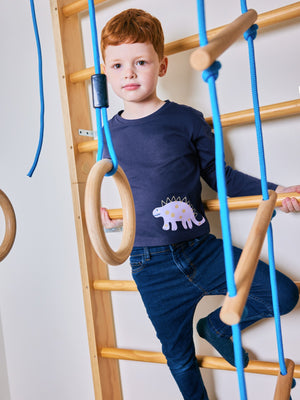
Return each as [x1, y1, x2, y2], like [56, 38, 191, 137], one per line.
[244, 24, 258, 41]
[202, 61, 222, 83]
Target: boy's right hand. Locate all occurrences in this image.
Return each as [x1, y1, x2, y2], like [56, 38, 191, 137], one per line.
[100, 207, 123, 230]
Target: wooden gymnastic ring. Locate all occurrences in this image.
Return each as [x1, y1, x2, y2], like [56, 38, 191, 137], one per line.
[85, 159, 136, 266]
[0, 190, 16, 262]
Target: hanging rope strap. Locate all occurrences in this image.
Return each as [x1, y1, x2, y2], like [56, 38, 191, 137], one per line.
[195, 2, 247, 399]
[240, 3, 295, 396]
[85, 1, 135, 265]
[194, 0, 295, 397]
[27, 0, 45, 177]
[87, 0, 117, 175]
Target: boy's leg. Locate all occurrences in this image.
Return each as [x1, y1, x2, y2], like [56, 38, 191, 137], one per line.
[130, 246, 208, 400]
[171, 235, 249, 367]
[199, 244, 299, 351]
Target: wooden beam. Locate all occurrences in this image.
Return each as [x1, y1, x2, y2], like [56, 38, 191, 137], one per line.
[50, 1, 122, 399]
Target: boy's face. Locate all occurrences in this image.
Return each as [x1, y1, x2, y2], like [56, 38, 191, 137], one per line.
[103, 42, 167, 107]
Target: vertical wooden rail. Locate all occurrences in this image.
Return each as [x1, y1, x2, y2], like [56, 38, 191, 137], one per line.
[50, 1, 122, 399]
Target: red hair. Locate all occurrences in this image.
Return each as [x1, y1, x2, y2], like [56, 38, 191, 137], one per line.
[101, 9, 164, 61]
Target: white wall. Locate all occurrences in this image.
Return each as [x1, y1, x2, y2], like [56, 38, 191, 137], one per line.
[0, 1, 299, 400]
[0, 1, 94, 399]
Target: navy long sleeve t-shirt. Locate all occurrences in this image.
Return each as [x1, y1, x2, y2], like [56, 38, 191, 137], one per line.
[103, 101, 277, 246]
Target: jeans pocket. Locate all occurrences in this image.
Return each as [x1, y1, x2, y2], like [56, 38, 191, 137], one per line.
[130, 254, 145, 274]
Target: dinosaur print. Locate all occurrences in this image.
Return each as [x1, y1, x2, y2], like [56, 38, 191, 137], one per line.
[152, 197, 205, 231]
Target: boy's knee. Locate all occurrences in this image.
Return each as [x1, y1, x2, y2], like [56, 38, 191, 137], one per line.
[279, 279, 299, 315]
[167, 355, 198, 375]
[163, 343, 196, 374]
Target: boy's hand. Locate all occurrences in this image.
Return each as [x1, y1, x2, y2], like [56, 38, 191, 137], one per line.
[100, 207, 123, 229]
[275, 185, 300, 213]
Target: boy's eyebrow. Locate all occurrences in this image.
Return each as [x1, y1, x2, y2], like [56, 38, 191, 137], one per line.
[106, 54, 149, 63]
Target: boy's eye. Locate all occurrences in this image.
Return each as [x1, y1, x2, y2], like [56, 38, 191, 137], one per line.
[137, 60, 146, 66]
[113, 63, 121, 69]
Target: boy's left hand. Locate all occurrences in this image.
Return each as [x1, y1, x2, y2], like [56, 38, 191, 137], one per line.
[275, 185, 300, 213]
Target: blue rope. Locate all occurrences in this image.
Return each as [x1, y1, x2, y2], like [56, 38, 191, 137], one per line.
[240, 0, 288, 379]
[27, 0, 44, 177]
[198, 2, 236, 300]
[87, 0, 118, 175]
[196, 2, 247, 399]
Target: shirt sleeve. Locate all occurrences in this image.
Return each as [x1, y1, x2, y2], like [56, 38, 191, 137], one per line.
[192, 115, 277, 196]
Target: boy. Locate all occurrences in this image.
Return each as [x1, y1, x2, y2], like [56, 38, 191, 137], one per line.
[100, 8, 300, 399]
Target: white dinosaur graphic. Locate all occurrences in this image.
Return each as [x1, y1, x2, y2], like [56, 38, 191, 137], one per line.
[152, 197, 205, 231]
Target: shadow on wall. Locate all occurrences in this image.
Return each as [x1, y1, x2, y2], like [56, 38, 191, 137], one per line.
[0, 311, 11, 400]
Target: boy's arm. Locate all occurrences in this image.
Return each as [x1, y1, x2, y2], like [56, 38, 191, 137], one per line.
[275, 185, 300, 213]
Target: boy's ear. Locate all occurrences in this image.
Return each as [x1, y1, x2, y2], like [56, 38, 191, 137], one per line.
[101, 63, 106, 75]
[159, 57, 168, 77]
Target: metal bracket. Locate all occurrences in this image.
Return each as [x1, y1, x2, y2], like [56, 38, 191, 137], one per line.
[78, 129, 97, 139]
[104, 227, 123, 233]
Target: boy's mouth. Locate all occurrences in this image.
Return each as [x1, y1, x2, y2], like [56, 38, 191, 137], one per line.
[122, 84, 140, 90]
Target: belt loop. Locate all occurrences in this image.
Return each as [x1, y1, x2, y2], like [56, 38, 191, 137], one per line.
[143, 247, 150, 261]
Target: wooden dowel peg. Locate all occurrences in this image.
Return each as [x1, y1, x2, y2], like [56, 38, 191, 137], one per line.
[0, 190, 16, 262]
[274, 359, 295, 400]
[220, 191, 277, 325]
[190, 9, 258, 71]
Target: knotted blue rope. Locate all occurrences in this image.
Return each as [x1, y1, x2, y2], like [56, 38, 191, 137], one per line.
[240, 0, 290, 383]
[196, 1, 247, 399]
[27, 0, 44, 177]
[87, 0, 118, 176]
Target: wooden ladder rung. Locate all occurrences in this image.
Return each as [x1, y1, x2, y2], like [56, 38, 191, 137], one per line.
[103, 192, 300, 216]
[93, 280, 300, 293]
[62, 0, 108, 17]
[94, 280, 137, 291]
[77, 99, 300, 154]
[100, 347, 300, 378]
[68, 3, 300, 83]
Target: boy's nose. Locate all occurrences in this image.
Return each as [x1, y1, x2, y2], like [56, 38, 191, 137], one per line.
[124, 68, 137, 79]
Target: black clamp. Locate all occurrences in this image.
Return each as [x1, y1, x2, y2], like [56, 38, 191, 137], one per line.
[91, 74, 109, 108]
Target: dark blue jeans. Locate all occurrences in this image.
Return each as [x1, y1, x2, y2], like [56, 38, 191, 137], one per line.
[130, 234, 299, 400]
